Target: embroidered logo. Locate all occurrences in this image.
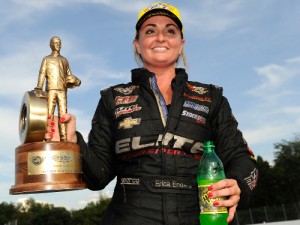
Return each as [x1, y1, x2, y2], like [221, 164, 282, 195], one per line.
[115, 95, 138, 105]
[147, 2, 172, 12]
[115, 104, 142, 118]
[118, 117, 141, 129]
[120, 177, 140, 185]
[183, 100, 209, 114]
[114, 85, 139, 95]
[153, 179, 193, 189]
[186, 83, 208, 94]
[244, 168, 258, 190]
[184, 93, 212, 103]
[182, 110, 206, 124]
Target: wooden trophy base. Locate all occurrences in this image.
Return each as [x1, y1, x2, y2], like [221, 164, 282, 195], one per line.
[10, 141, 86, 195]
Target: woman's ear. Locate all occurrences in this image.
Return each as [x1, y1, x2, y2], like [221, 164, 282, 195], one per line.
[179, 39, 185, 54]
[134, 39, 140, 54]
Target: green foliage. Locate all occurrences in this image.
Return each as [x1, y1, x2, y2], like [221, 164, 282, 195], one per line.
[71, 196, 111, 225]
[250, 134, 300, 207]
[0, 202, 18, 224]
[250, 156, 274, 206]
[273, 136, 300, 204]
[46, 207, 72, 225]
[0, 195, 111, 225]
[13, 198, 72, 225]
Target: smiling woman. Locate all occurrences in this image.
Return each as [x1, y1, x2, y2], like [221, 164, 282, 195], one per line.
[134, 16, 185, 74]
[44, 2, 258, 225]
[134, 2, 187, 69]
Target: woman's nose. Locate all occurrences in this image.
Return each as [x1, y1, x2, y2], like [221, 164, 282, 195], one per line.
[156, 31, 165, 42]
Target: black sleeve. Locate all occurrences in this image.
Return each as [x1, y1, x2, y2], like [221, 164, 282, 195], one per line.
[77, 88, 117, 190]
[211, 86, 258, 209]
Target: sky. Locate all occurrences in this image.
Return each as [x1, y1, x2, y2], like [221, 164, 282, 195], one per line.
[0, 0, 299, 211]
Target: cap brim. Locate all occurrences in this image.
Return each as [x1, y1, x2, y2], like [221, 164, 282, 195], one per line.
[136, 9, 182, 32]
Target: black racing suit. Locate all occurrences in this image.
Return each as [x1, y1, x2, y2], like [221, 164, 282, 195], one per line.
[77, 68, 258, 225]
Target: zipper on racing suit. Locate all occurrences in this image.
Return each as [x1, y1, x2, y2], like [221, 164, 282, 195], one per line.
[150, 76, 168, 127]
[150, 75, 176, 224]
[149, 76, 175, 174]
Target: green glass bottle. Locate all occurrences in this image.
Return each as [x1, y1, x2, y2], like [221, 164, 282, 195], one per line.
[197, 141, 228, 225]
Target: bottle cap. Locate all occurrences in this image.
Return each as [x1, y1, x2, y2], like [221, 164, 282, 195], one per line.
[203, 141, 215, 148]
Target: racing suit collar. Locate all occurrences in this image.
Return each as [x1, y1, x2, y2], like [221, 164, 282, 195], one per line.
[131, 67, 188, 86]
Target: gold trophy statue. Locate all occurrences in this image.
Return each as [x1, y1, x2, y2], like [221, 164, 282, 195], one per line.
[10, 36, 86, 194]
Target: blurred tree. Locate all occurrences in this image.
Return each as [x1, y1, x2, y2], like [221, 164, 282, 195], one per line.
[250, 134, 300, 207]
[71, 193, 111, 225]
[16, 198, 51, 225]
[0, 202, 18, 224]
[273, 135, 300, 204]
[46, 207, 72, 225]
[250, 156, 274, 207]
[14, 198, 72, 225]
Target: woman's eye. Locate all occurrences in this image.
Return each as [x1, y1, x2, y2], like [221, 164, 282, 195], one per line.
[166, 28, 176, 34]
[145, 29, 155, 34]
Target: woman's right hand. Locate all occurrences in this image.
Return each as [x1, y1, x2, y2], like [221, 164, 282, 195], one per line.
[45, 113, 77, 143]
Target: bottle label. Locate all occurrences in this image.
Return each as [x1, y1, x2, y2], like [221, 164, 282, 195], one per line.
[199, 162, 224, 176]
[198, 185, 228, 214]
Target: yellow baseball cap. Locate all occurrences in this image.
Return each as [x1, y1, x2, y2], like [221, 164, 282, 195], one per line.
[136, 2, 183, 34]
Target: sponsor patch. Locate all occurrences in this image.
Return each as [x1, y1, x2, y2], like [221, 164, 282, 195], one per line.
[152, 179, 193, 190]
[186, 82, 208, 94]
[183, 93, 212, 102]
[244, 168, 258, 190]
[114, 85, 139, 95]
[115, 95, 138, 105]
[115, 132, 203, 155]
[182, 110, 206, 124]
[117, 148, 202, 161]
[120, 177, 140, 185]
[183, 100, 209, 114]
[115, 104, 142, 118]
[119, 177, 194, 190]
[118, 117, 141, 129]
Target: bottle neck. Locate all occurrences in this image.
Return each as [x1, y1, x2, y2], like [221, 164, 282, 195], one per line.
[203, 147, 214, 154]
[203, 141, 215, 153]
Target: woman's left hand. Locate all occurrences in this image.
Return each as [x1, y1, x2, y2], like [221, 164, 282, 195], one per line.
[45, 113, 77, 143]
[208, 178, 241, 223]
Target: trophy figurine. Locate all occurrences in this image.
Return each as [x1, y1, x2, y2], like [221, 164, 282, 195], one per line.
[10, 36, 86, 194]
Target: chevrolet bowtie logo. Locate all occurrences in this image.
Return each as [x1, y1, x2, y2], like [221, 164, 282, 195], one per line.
[118, 117, 141, 129]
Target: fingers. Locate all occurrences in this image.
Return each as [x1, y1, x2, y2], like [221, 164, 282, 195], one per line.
[208, 179, 240, 204]
[44, 113, 77, 142]
[210, 179, 239, 191]
[209, 179, 241, 198]
[208, 179, 241, 223]
[45, 115, 60, 141]
[62, 113, 77, 143]
[210, 194, 240, 208]
[60, 113, 72, 123]
[227, 204, 237, 223]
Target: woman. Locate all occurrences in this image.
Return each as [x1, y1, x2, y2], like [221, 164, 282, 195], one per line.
[47, 2, 258, 224]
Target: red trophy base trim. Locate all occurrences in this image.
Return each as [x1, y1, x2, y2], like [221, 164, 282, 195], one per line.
[10, 141, 86, 195]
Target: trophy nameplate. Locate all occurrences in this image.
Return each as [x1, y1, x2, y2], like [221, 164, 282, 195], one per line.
[10, 36, 86, 194]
